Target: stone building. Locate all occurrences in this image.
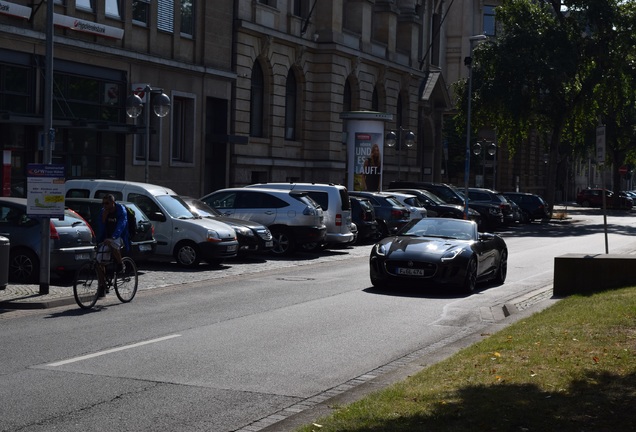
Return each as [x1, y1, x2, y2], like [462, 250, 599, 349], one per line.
[0, 0, 553, 198]
[229, 0, 450, 192]
[0, 0, 234, 196]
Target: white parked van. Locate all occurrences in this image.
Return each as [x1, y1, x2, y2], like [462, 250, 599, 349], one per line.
[246, 182, 354, 248]
[65, 179, 239, 267]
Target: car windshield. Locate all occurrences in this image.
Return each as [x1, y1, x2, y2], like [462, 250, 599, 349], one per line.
[156, 195, 197, 219]
[401, 218, 476, 241]
[186, 198, 221, 218]
[420, 190, 444, 205]
[384, 196, 403, 207]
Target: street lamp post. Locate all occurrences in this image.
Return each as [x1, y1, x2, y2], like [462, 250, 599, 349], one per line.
[385, 127, 415, 181]
[463, 34, 488, 217]
[126, 86, 171, 183]
[472, 140, 497, 189]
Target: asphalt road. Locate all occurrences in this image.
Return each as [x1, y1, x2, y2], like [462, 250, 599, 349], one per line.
[1, 208, 636, 432]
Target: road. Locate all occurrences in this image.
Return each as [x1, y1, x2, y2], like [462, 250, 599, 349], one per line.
[1, 208, 636, 432]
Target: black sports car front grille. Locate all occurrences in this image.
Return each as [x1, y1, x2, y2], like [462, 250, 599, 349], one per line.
[385, 260, 437, 277]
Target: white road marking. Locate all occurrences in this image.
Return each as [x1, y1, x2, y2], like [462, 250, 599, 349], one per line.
[46, 334, 181, 367]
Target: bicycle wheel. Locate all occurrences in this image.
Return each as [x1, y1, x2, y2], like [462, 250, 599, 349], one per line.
[73, 261, 100, 309]
[115, 257, 138, 303]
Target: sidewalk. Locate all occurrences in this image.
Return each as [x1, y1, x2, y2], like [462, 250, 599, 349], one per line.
[0, 282, 76, 310]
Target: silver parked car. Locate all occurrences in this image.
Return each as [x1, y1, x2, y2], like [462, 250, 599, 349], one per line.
[200, 187, 327, 255]
[0, 197, 96, 283]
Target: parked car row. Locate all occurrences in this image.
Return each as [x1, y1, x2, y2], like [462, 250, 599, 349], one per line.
[1, 177, 553, 285]
[576, 188, 633, 210]
[0, 198, 96, 283]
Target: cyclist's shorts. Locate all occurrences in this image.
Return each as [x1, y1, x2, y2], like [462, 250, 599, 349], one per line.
[97, 238, 123, 263]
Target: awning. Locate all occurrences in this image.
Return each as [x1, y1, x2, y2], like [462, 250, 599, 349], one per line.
[419, 70, 451, 109]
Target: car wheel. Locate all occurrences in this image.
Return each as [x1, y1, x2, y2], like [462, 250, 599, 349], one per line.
[462, 257, 477, 294]
[494, 249, 508, 284]
[174, 241, 201, 268]
[9, 248, 39, 284]
[370, 275, 388, 289]
[271, 228, 296, 255]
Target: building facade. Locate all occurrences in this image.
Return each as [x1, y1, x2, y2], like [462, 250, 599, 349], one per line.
[1, 0, 556, 199]
[229, 0, 450, 192]
[1, 0, 234, 196]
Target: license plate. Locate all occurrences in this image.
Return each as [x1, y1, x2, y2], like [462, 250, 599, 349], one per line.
[265, 241, 273, 247]
[75, 253, 90, 261]
[139, 244, 152, 252]
[228, 244, 238, 252]
[397, 267, 425, 276]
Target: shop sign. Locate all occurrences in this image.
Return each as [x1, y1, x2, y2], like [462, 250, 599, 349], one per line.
[0, 1, 32, 19]
[54, 13, 124, 40]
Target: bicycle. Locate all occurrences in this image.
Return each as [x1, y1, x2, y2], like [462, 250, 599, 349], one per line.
[73, 245, 138, 309]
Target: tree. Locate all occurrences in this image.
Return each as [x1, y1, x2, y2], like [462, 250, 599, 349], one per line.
[454, 0, 636, 208]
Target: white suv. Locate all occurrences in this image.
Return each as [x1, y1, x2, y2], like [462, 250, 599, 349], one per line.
[246, 182, 354, 249]
[200, 187, 327, 255]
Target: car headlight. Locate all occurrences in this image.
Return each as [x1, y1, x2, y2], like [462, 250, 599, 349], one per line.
[257, 229, 273, 240]
[441, 248, 462, 262]
[374, 243, 388, 256]
[206, 230, 221, 242]
[232, 225, 253, 237]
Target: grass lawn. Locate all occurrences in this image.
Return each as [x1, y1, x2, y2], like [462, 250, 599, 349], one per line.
[297, 286, 636, 432]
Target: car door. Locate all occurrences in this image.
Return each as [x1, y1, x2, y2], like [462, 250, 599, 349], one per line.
[127, 192, 173, 256]
[233, 191, 278, 226]
[202, 191, 238, 217]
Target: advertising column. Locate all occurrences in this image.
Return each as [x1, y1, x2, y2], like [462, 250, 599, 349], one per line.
[341, 111, 393, 192]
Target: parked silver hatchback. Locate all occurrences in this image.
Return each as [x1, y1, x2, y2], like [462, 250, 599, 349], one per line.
[200, 187, 327, 255]
[0, 197, 96, 283]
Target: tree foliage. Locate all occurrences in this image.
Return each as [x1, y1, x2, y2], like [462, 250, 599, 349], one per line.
[453, 0, 636, 207]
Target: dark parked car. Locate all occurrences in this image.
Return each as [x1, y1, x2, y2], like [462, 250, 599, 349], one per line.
[369, 217, 507, 294]
[349, 191, 410, 239]
[181, 196, 273, 255]
[386, 188, 481, 225]
[349, 196, 379, 243]
[576, 188, 633, 210]
[64, 198, 157, 261]
[388, 181, 503, 230]
[502, 192, 551, 222]
[0, 197, 96, 283]
[467, 188, 515, 225]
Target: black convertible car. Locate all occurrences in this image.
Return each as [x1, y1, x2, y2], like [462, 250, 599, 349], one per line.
[369, 218, 507, 294]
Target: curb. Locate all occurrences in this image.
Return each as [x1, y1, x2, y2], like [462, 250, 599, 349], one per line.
[0, 296, 76, 310]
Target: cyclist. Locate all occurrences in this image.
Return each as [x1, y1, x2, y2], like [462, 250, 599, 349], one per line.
[96, 194, 130, 297]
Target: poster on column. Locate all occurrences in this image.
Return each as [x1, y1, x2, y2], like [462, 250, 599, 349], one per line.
[354, 132, 383, 191]
[26, 164, 66, 218]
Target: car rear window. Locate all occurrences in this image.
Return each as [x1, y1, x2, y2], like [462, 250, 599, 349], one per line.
[306, 191, 329, 210]
[55, 209, 88, 227]
[339, 189, 351, 210]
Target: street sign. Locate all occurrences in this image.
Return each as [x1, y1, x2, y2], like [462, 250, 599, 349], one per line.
[596, 125, 606, 164]
[619, 165, 628, 175]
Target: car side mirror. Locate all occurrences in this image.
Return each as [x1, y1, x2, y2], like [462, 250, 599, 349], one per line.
[149, 212, 167, 223]
[479, 233, 494, 241]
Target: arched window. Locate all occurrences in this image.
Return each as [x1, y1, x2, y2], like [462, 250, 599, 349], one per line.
[285, 69, 297, 140]
[250, 61, 265, 137]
